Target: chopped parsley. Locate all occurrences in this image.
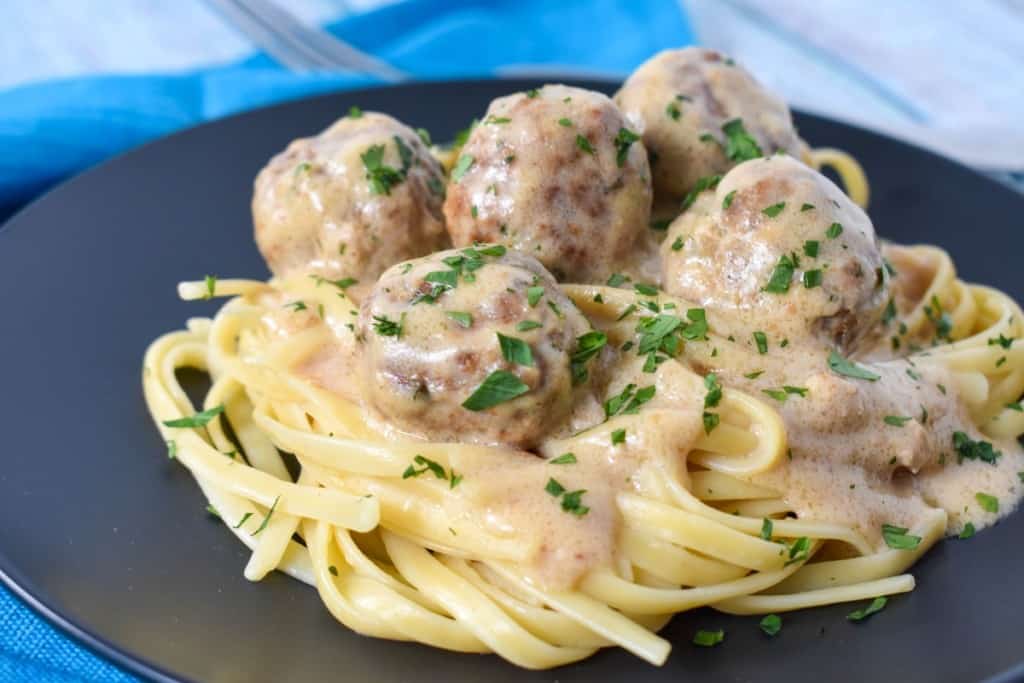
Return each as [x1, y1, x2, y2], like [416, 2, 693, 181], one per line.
[361, 144, 404, 195]
[285, 300, 307, 312]
[744, 370, 765, 380]
[560, 489, 589, 516]
[671, 236, 685, 251]
[558, 117, 572, 127]
[416, 127, 432, 145]
[446, 311, 473, 328]
[203, 274, 216, 299]
[784, 537, 810, 566]
[393, 136, 414, 172]
[1006, 401, 1023, 412]
[497, 333, 534, 367]
[311, 274, 359, 291]
[753, 331, 768, 354]
[402, 454, 461, 489]
[163, 404, 225, 428]
[485, 115, 511, 125]
[825, 222, 843, 239]
[759, 614, 781, 636]
[545, 478, 565, 497]
[166, 440, 177, 459]
[760, 518, 773, 540]
[952, 431, 1001, 464]
[959, 522, 976, 539]
[702, 411, 720, 434]
[923, 295, 952, 342]
[976, 492, 999, 513]
[803, 240, 819, 258]
[681, 174, 722, 210]
[882, 298, 897, 327]
[252, 496, 280, 535]
[803, 269, 823, 289]
[348, 105, 362, 118]
[525, 88, 539, 98]
[666, 101, 681, 120]
[762, 386, 808, 403]
[800, 203, 815, 212]
[611, 428, 626, 445]
[549, 453, 577, 465]
[232, 512, 253, 530]
[527, 286, 545, 307]
[693, 629, 725, 647]
[988, 334, 1015, 349]
[614, 127, 641, 167]
[881, 524, 921, 550]
[451, 154, 474, 182]
[847, 596, 887, 622]
[517, 320, 542, 331]
[462, 371, 529, 411]
[721, 118, 763, 161]
[372, 313, 405, 338]
[575, 134, 595, 155]
[544, 478, 589, 516]
[763, 253, 797, 293]
[570, 330, 608, 385]
[616, 304, 637, 321]
[721, 189, 737, 209]
[604, 384, 656, 419]
[607, 273, 630, 287]
[883, 415, 912, 427]
[649, 219, 672, 231]
[762, 201, 786, 218]
[827, 351, 880, 381]
[704, 373, 723, 409]
[634, 283, 659, 296]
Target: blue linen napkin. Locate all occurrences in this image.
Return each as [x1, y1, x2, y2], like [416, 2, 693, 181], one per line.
[0, 1, 693, 680]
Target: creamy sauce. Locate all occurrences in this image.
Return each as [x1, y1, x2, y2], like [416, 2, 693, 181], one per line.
[254, 79, 1022, 592]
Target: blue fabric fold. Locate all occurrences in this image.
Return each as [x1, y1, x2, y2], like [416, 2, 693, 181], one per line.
[0, 1, 691, 681]
[0, 0, 692, 222]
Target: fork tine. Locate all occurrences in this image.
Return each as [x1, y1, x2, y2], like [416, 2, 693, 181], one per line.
[240, 0, 408, 82]
[206, 0, 333, 72]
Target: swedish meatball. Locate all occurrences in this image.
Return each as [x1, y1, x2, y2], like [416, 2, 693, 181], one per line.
[253, 112, 448, 287]
[358, 246, 592, 448]
[443, 85, 652, 283]
[661, 155, 887, 351]
[616, 47, 806, 200]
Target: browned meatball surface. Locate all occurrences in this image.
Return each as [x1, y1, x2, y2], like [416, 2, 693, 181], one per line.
[253, 112, 448, 287]
[615, 47, 806, 201]
[660, 155, 887, 351]
[443, 85, 652, 283]
[358, 246, 594, 448]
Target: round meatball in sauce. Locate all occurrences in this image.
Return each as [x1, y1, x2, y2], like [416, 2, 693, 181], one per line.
[443, 85, 652, 283]
[358, 246, 593, 449]
[615, 47, 806, 201]
[253, 112, 449, 288]
[661, 155, 887, 351]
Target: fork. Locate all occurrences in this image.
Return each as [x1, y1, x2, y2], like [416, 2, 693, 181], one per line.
[205, 0, 408, 81]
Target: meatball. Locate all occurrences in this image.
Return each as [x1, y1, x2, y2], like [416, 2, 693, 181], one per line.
[660, 155, 887, 351]
[253, 112, 449, 287]
[358, 246, 592, 448]
[615, 47, 806, 200]
[443, 85, 652, 283]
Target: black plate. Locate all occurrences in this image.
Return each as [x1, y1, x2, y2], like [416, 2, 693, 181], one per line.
[1, 79, 1022, 683]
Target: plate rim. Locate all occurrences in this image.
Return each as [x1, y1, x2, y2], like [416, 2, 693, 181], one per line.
[2, 76, 1023, 683]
